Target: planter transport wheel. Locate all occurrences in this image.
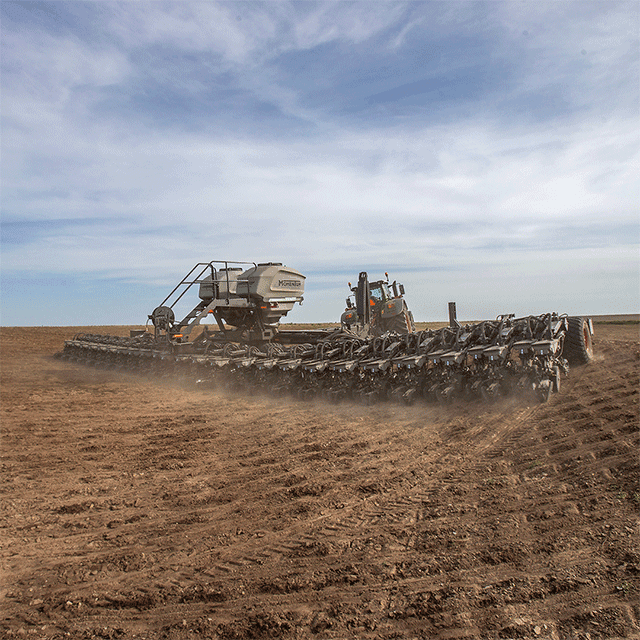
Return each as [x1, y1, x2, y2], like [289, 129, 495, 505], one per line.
[565, 316, 594, 365]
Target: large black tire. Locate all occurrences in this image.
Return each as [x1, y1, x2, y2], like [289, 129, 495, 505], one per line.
[565, 316, 594, 365]
[386, 311, 413, 334]
[407, 309, 416, 332]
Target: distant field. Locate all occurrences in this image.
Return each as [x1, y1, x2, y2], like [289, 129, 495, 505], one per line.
[282, 313, 639, 331]
[590, 313, 639, 323]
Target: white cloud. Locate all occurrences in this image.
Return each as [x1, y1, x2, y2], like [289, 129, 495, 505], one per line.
[289, 2, 407, 49]
[1, 28, 130, 111]
[106, 2, 259, 62]
[496, 1, 638, 111]
[3, 110, 637, 271]
[104, 2, 409, 64]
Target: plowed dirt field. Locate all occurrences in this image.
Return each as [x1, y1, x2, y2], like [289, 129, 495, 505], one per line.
[1, 323, 639, 639]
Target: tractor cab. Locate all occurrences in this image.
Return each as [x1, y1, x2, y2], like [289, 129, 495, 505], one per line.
[368, 281, 391, 304]
[341, 271, 414, 336]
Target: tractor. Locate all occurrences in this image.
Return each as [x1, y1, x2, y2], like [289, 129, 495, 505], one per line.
[341, 271, 415, 337]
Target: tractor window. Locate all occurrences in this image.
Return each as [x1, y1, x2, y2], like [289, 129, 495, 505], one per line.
[369, 285, 383, 301]
[369, 283, 390, 302]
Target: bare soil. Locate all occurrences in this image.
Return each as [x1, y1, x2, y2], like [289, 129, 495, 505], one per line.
[1, 323, 638, 639]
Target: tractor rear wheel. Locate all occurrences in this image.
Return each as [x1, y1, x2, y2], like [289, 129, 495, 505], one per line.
[387, 311, 413, 334]
[565, 316, 594, 365]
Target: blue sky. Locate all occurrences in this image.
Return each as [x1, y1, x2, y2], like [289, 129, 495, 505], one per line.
[1, 1, 638, 326]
